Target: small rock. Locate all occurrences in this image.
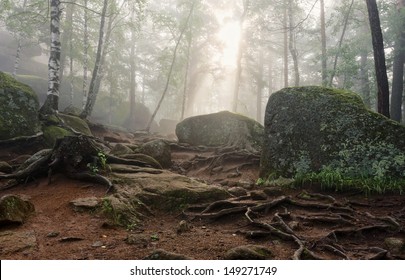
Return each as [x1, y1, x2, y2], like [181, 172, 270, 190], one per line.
[70, 197, 100, 212]
[224, 245, 274, 260]
[110, 143, 134, 156]
[384, 237, 405, 253]
[237, 179, 254, 189]
[176, 220, 191, 234]
[140, 139, 172, 168]
[92, 241, 104, 247]
[228, 187, 247, 197]
[211, 166, 223, 173]
[46, 231, 60, 238]
[125, 234, 150, 247]
[0, 161, 12, 173]
[227, 172, 241, 178]
[262, 187, 284, 196]
[143, 249, 193, 260]
[288, 221, 300, 230]
[59, 237, 84, 243]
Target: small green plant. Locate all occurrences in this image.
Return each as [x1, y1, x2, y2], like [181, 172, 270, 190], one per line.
[150, 233, 159, 241]
[87, 151, 108, 174]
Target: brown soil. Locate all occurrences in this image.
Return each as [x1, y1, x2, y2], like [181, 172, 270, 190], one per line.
[1, 126, 404, 260]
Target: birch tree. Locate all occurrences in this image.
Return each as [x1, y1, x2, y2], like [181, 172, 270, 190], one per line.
[39, 0, 62, 116]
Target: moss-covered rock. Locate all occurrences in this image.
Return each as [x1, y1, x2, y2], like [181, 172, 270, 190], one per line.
[42, 113, 92, 147]
[260, 86, 405, 193]
[176, 111, 264, 151]
[139, 139, 172, 168]
[0, 195, 35, 226]
[102, 170, 230, 228]
[0, 72, 40, 140]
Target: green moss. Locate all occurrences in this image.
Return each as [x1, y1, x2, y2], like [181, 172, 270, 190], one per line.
[260, 86, 405, 194]
[43, 125, 72, 147]
[59, 113, 92, 136]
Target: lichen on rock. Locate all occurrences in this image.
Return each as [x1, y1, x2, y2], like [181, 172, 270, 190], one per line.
[0, 72, 40, 140]
[260, 86, 405, 193]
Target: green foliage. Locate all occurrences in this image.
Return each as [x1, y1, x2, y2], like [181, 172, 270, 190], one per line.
[87, 151, 108, 174]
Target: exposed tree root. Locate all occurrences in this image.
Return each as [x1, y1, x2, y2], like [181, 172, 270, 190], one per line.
[0, 135, 162, 193]
[183, 191, 405, 260]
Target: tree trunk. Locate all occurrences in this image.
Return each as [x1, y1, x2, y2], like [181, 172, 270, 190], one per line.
[180, 34, 192, 121]
[146, 1, 195, 132]
[80, 0, 109, 119]
[59, 0, 75, 83]
[129, 8, 137, 123]
[256, 48, 264, 123]
[366, 0, 390, 118]
[82, 0, 89, 110]
[320, 0, 327, 86]
[288, 0, 299, 86]
[69, 38, 74, 106]
[283, 1, 289, 88]
[12, 39, 22, 78]
[390, 0, 405, 122]
[39, 0, 62, 116]
[232, 0, 248, 113]
[329, 0, 354, 87]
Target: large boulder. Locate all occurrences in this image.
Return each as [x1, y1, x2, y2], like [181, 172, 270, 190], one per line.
[139, 139, 172, 168]
[0, 72, 41, 140]
[260, 86, 405, 192]
[176, 111, 264, 151]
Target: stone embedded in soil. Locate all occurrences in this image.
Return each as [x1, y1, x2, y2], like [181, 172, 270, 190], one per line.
[384, 237, 405, 253]
[125, 234, 150, 247]
[0, 194, 35, 226]
[70, 196, 100, 212]
[224, 245, 274, 260]
[228, 187, 248, 197]
[143, 249, 193, 260]
[139, 139, 172, 168]
[176, 220, 191, 234]
[0, 230, 37, 254]
[110, 143, 134, 156]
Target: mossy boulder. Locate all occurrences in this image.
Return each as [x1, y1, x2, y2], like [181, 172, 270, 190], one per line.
[0, 72, 40, 140]
[139, 139, 172, 168]
[42, 113, 92, 147]
[260, 86, 405, 192]
[176, 111, 264, 152]
[0, 195, 35, 226]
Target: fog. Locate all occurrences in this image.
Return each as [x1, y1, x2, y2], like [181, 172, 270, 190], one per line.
[0, 0, 402, 130]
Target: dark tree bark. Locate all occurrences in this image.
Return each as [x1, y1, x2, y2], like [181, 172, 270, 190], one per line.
[390, 0, 405, 122]
[320, 0, 327, 86]
[256, 49, 264, 122]
[360, 49, 371, 108]
[82, 0, 89, 109]
[366, 0, 390, 118]
[80, 0, 108, 119]
[39, 0, 62, 116]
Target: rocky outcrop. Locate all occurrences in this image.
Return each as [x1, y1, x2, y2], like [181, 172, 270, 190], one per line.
[102, 170, 230, 228]
[260, 86, 405, 192]
[0, 72, 41, 140]
[176, 111, 264, 152]
[139, 139, 172, 168]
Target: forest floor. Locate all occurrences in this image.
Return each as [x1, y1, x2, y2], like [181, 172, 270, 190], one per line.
[0, 125, 405, 260]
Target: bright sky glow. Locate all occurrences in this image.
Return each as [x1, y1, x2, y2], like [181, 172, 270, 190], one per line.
[216, 19, 241, 68]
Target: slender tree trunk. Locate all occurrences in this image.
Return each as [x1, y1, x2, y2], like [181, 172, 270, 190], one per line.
[59, 0, 75, 83]
[80, 0, 108, 119]
[366, 0, 390, 118]
[329, 0, 354, 87]
[288, 0, 299, 86]
[129, 8, 137, 123]
[256, 48, 264, 122]
[12, 40, 22, 78]
[146, 1, 195, 132]
[12, 0, 28, 78]
[82, 0, 89, 109]
[320, 0, 327, 86]
[69, 38, 74, 106]
[390, 0, 405, 122]
[39, 0, 62, 116]
[180, 34, 192, 121]
[232, 0, 248, 113]
[283, 1, 289, 88]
